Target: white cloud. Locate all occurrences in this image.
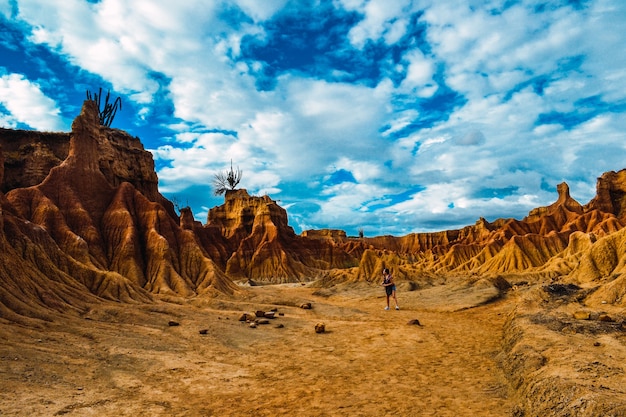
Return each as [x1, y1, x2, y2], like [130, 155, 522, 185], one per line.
[399, 48, 437, 96]
[0, 73, 64, 131]
[0, 0, 12, 18]
[341, 0, 415, 48]
[332, 156, 382, 183]
[6, 0, 626, 235]
[233, 0, 289, 21]
[382, 109, 420, 137]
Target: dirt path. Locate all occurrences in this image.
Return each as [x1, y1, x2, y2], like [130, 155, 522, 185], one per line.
[0, 284, 516, 416]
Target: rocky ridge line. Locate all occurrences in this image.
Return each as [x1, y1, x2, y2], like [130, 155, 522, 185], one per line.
[1, 101, 626, 322]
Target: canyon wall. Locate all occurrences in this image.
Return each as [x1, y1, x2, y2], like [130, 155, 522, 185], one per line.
[2, 101, 626, 322]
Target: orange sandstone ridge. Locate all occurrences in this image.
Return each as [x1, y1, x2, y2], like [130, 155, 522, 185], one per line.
[1, 100, 626, 322]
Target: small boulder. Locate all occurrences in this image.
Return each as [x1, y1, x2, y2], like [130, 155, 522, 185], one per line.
[264, 311, 276, 319]
[275, 324, 284, 329]
[255, 310, 266, 317]
[300, 303, 312, 310]
[168, 321, 180, 327]
[573, 311, 591, 320]
[199, 329, 209, 335]
[249, 322, 257, 328]
[598, 314, 614, 322]
[407, 319, 422, 326]
[256, 318, 270, 325]
[239, 313, 255, 322]
[315, 322, 326, 333]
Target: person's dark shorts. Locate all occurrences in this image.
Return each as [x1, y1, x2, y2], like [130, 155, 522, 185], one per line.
[385, 285, 395, 296]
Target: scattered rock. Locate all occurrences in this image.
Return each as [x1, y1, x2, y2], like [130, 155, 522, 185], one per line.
[199, 329, 208, 335]
[491, 276, 512, 291]
[544, 283, 581, 297]
[238, 313, 255, 322]
[301, 303, 312, 309]
[315, 322, 325, 333]
[407, 319, 422, 326]
[249, 323, 257, 328]
[278, 312, 285, 316]
[275, 324, 284, 328]
[255, 310, 266, 317]
[256, 318, 270, 325]
[168, 321, 180, 326]
[264, 311, 276, 319]
[598, 314, 614, 322]
[573, 311, 590, 320]
[594, 341, 602, 347]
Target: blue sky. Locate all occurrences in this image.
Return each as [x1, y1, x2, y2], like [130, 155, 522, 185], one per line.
[1, 0, 625, 237]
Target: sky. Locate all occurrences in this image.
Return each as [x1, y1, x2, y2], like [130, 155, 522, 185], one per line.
[1, 0, 625, 237]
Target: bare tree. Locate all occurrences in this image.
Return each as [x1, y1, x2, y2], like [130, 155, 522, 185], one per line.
[170, 196, 188, 214]
[213, 160, 243, 195]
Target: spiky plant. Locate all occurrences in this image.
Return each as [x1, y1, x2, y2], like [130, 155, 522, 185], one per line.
[86, 88, 122, 127]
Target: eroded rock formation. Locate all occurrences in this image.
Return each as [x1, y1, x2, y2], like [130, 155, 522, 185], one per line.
[2, 100, 626, 322]
[3, 102, 626, 416]
[0, 101, 235, 324]
[205, 189, 358, 282]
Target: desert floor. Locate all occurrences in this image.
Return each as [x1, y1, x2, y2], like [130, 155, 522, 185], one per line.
[0, 282, 540, 416]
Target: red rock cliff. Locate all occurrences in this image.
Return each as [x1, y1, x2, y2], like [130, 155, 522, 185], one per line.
[3, 100, 626, 318]
[206, 189, 358, 282]
[1, 101, 236, 324]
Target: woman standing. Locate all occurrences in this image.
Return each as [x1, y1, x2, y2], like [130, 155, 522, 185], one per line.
[381, 268, 399, 310]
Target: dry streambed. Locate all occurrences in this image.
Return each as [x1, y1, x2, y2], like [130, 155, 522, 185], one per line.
[0, 282, 624, 416]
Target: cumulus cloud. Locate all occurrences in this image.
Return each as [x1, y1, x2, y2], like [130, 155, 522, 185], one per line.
[4, 0, 626, 235]
[399, 48, 437, 97]
[340, 0, 415, 48]
[0, 72, 64, 131]
[233, 0, 288, 21]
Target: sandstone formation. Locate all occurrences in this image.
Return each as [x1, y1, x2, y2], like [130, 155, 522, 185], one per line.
[1, 101, 234, 325]
[2, 100, 626, 322]
[2, 101, 626, 416]
[205, 189, 358, 282]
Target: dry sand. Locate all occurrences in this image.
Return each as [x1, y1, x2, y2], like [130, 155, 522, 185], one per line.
[0, 281, 615, 416]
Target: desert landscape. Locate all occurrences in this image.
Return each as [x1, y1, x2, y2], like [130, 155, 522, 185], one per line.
[1, 101, 626, 416]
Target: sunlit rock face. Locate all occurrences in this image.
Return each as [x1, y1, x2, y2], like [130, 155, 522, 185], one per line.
[0, 101, 237, 323]
[2, 99, 626, 322]
[585, 169, 626, 222]
[207, 189, 358, 282]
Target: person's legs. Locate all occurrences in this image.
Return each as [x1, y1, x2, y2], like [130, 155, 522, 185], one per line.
[385, 293, 390, 309]
[392, 289, 399, 309]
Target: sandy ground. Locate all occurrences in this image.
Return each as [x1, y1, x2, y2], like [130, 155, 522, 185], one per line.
[0, 282, 532, 416]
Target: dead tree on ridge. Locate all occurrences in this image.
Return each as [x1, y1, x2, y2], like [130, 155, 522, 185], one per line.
[213, 160, 243, 196]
